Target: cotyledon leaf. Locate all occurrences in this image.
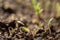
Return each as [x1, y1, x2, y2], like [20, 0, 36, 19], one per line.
[21, 27, 30, 33]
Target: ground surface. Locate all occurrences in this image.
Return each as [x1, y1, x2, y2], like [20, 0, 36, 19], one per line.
[0, 0, 60, 40]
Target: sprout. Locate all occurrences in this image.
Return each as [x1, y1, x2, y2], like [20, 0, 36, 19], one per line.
[21, 27, 30, 33]
[0, 0, 2, 3]
[48, 18, 54, 26]
[32, 29, 38, 37]
[11, 28, 15, 34]
[17, 21, 24, 25]
[32, 0, 43, 16]
[15, 20, 24, 28]
[55, 3, 60, 17]
[39, 22, 44, 29]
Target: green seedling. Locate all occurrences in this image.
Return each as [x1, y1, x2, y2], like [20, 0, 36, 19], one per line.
[0, 0, 2, 3]
[11, 28, 15, 34]
[9, 28, 15, 37]
[17, 21, 24, 25]
[16, 20, 24, 28]
[21, 27, 30, 33]
[9, 20, 24, 34]
[32, 29, 38, 37]
[55, 3, 60, 17]
[32, 0, 43, 16]
[31, 0, 44, 36]
[39, 22, 44, 29]
[45, 0, 50, 8]
[47, 18, 54, 26]
[47, 18, 54, 34]
[4, 2, 10, 9]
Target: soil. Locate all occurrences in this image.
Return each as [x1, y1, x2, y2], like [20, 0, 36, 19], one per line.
[0, 0, 60, 40]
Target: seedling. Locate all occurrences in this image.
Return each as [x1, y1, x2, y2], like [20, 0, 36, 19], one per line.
[45, 0, 50, 8]
[55, 3, 60, 17]
[47, 17, 54, 34]
[9, 20, 25, 37]
[21, 27, 30, 33]
[39, 22, 44, 29]
[15, 20, 24, 28]
[47, 17, 54, 26]
[32, 0, 43, 16]
[4, 2, 10, 9]
[10, 28, 15, 34]
[17, 21, 24, 25]
[31, 0, 44, 36]
[0, 0, 2, 3]
[32, 29, 38, 37]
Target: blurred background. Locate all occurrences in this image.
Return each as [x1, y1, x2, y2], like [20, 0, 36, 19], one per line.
[0, 0, 60, 22]
[0, 0, 60, 23]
